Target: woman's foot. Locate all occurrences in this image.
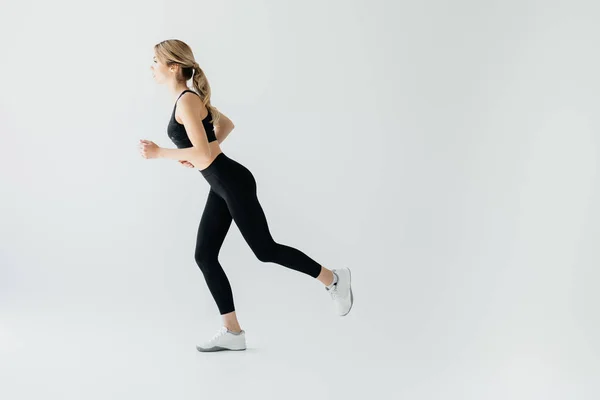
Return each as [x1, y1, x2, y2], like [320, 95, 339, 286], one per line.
[196, 326, 247, 352]
[326, 267, 354, 316]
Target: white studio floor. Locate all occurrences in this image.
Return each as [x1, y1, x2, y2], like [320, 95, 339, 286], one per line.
[2, 274, 596, 400]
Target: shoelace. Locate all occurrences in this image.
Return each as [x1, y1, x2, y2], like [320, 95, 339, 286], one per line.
[208, 327, 228, 342]
[327, 283, 339, 299]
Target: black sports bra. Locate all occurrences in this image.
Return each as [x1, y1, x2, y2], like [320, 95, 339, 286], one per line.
[167, 89, 217, 148]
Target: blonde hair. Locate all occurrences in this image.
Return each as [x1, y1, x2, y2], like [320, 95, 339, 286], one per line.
[153, 39, 221, 126]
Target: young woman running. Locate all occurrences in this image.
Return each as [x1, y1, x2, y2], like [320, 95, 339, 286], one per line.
[140, 39, 353, 352]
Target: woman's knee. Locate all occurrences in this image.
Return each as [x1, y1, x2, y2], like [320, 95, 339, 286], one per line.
[194, 249, 217, 272]
[252, 242, 278, 263]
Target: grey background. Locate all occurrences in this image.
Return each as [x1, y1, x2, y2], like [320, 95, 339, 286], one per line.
[1, 0, 598, 398]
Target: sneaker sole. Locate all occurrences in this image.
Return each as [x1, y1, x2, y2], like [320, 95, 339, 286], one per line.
[196, 345, 246, 352]
[340, 267, 353, 316]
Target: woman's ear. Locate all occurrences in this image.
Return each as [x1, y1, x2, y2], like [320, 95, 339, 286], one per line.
[170, 64, 180, 74]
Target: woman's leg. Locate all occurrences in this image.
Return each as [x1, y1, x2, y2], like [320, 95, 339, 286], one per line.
[218, 165, 325, 280]
[194, 188, 242, 331]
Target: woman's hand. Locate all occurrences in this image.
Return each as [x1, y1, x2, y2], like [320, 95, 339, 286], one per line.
[139, 139, 161, 159]
[178, 160, 195, 168]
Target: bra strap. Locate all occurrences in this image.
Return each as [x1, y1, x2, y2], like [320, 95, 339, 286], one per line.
[176, 89, 194, 102]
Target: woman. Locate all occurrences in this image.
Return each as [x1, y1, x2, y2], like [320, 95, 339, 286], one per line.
[139, 39, 353, 352]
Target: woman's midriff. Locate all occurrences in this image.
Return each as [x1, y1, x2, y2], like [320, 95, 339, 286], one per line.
[193, 141, 223, 171]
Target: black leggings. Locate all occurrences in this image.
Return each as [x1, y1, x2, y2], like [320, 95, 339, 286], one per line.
[195, 152, 322, 315]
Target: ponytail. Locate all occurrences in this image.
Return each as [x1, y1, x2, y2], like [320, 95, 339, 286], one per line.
[191, 63, 221, 126]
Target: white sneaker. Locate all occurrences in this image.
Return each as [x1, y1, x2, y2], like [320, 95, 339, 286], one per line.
[326, 267, 353, 316]
[196, 326, 247, 352]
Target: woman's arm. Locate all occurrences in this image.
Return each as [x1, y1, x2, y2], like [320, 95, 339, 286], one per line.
[214, 111, 235, 144]
[158, 146, 207, 161]
[153, 110, 235, 160]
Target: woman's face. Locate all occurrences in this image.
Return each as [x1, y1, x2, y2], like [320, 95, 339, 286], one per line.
[150, 54, 172, 84]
